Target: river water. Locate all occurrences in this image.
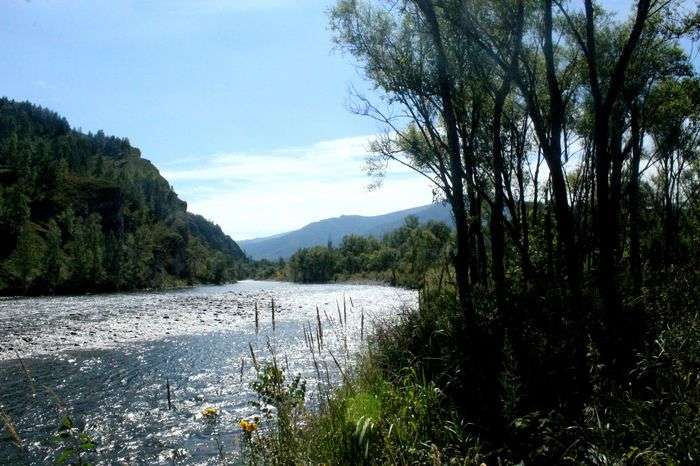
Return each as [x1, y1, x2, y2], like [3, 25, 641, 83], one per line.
[0, 280, 415, 465]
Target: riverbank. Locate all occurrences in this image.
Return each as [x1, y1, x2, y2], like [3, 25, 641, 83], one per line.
[0, 277, 239, 299]
[0, 281, 415, 464]
[245, 274, 700, 465]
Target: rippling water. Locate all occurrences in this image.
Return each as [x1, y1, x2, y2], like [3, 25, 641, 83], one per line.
[0, 280, 415, 465]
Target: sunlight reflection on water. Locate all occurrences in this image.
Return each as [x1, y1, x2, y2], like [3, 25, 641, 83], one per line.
[0, 280, 415, 465]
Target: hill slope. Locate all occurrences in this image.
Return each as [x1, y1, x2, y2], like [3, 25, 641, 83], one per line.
[240, 203, 453, 260]
[0, 98, 245, 294]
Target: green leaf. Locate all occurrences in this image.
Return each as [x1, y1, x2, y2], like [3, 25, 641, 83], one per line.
[59, 415, 73, 430]
[56, 447, 75, 465]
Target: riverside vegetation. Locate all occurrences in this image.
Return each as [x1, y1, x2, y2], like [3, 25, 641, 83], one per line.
[2, 0, 700, 463]
[238, 0, 700, 464]
[252, 216, 453, 289]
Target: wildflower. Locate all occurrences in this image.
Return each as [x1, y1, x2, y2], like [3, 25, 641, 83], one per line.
[201, 407, 219, 418]
[239, 418, 258, 432]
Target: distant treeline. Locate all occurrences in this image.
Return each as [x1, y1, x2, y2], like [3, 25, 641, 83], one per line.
[250, 216, 453, 288]
[0, 99, 246, 295]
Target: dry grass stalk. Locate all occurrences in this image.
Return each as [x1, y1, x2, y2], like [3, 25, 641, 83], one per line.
[271, 297, 276, 331]
[166, 378, 172, 410]
[249, 343, 259, 371]
[254, 301, 259, 335]
[361, 308, 365, 341]
[1, 409, 21, 449]
[343, 295, 347, 329]
[316, 305, 323, 347]
[323, 308, 333, 326]
[14, 351, 36, 396]
[327, 348, 348, 384]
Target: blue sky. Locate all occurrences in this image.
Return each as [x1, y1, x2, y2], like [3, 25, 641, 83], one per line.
[1, 0, 437, 239]
[1, 0, 697, 240]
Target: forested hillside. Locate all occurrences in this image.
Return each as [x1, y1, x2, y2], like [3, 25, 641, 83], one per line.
[0, 98, 245, 295]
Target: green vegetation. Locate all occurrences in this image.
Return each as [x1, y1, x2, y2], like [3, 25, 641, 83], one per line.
[243, 0, 700, 464]
[247, 276, 700, 464]
[2, 0, 699, 462]
[0, 99, 246, 295]
[238, 203, 453, 261]
[279, 216, 452, 288]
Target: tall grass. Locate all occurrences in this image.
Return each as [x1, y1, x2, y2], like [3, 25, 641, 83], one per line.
[244, 273, 700, 465]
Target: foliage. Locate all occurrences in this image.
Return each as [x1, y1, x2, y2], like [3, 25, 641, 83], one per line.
[245, 362, 307, 465]
[246, 1, 700, 461]
[53, 415, 95, 466]
[0, 99, 246, 294]
[285, 216, 452, 288]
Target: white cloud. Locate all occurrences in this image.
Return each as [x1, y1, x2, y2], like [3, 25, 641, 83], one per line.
[162, 135, 436, 240]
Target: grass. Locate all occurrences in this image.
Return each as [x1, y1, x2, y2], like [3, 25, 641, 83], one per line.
[241, 272, 700, 465]
[5, 270, 697, 465]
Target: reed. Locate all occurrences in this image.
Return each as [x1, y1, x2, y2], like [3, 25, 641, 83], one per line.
[254, 301, 259, 335]
[1, 409, 21, 449]
[249, 343, 259, 371]
[360, 308, 365, 341]
[307, 322, 315, 355]
[342, 295, 347, 330]
[327, 348, 348, 384]
[166, 378, 172, 410]
[310, 346, 321, 381]
[266, 338, 278, 371]
[316, 305, 323, 347]
[315, 321, 322, 353]
[271, 297, 276, 331]
[14, 351, 36, 396]
[43, 385, 66, 414]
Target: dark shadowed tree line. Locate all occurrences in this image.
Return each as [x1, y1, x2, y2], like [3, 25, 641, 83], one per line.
[0, 99, 246, 295]
[263, 0, 700, 462]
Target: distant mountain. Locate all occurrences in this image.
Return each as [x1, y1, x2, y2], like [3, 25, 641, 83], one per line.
[0, 98, 245, 294]
[240, 203, 454, 260]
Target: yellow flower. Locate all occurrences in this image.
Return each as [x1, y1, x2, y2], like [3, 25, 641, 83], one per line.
[239, 418, 258, 432]
[201, 407, 219, 418]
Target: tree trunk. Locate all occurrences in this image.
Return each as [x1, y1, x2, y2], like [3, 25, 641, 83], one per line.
[415, 0, 474, 321]
[491, 83, 509, 312]
[628, 104, 642, 291]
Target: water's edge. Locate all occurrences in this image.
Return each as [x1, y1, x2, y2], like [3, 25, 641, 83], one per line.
[0, 280, 415, 465]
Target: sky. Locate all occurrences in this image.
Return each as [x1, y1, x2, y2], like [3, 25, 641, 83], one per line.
[1, 0, 436, 240]
[1, 0, 697, 240]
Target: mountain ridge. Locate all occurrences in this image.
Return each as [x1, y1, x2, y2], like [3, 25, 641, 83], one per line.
[240, 203, 453, 260]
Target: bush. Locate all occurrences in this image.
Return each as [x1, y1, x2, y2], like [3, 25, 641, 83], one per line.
[248, 274, 700, 465]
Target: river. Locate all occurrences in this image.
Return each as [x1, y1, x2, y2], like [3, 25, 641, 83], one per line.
[0, 280, 415, 465]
